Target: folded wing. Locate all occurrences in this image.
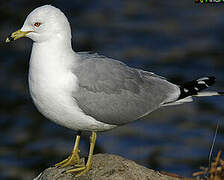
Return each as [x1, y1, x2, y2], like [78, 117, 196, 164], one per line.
[72, 53, 180, 125]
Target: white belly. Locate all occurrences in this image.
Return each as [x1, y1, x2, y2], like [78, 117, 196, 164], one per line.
[28, 48, 116, 131]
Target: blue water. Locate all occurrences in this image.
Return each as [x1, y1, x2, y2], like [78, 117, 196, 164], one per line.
[0, 0, 224, 179]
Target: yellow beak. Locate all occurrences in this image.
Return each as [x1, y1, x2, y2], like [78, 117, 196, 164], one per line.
[5, 29, 31, 43]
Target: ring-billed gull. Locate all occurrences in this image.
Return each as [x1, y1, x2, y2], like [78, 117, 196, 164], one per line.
[5, 5, 224, 177]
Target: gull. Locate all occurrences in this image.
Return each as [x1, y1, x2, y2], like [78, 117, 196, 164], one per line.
[6, 5, 223, 177]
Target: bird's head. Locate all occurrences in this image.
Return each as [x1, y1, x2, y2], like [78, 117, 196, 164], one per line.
[6, 5, 71, 43]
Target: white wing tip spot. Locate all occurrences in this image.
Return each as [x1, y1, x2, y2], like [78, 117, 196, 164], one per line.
[184, 88, 189, 93]
[194, 87, 199, 91]
[197, 81, 206, 85]
[197, 77, 209, 81]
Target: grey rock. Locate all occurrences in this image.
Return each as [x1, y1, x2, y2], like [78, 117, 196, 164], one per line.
[34, 154, 179, 180]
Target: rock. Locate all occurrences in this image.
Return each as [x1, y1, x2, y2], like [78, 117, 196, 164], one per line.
[34, 154, 179, 180]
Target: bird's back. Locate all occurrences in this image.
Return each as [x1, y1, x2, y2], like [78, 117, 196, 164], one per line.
[72, 52, 180, 125]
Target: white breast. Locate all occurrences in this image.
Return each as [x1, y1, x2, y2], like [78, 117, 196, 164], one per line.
[28, 42, 116, 131]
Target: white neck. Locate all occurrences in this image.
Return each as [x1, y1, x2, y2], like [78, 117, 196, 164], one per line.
[33, 36, 73, 54]
[30, 38, 77, 70]
[28, 38, 79, 93]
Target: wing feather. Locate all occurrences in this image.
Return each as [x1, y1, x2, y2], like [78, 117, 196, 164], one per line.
[72, 52, 179, 125]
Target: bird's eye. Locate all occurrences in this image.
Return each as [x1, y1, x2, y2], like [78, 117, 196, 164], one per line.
[34, 22, 41, 27]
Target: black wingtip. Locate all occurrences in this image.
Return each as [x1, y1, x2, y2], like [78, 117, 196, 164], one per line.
[217, 92, 224, 95]
[203, 76, 216, 86]
[178, 76, 217, 100]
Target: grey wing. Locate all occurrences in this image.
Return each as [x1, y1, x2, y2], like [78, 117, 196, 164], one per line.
[72, 52, 180, 125]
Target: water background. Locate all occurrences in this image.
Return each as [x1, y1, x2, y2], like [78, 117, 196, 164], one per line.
[0, 0, 224, 179]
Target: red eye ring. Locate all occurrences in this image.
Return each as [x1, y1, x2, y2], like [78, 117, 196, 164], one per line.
[34, 22, 41, 27]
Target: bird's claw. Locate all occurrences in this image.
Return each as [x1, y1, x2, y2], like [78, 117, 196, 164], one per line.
[65, 164, 91, 177]
[55, 150, 81, 168]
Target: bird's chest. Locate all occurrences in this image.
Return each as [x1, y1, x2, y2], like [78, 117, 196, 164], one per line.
[28, 58, 78, 122]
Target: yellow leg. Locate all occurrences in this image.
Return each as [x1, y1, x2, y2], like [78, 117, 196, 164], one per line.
[55, 134, 81, 167]
[66, 131, 97, 177]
